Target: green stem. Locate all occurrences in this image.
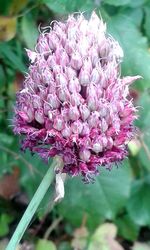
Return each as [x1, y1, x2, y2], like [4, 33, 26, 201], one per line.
[6, 158, 59, 250]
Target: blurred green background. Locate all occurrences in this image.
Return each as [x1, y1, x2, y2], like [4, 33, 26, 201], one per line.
[1, 0, 150, 249]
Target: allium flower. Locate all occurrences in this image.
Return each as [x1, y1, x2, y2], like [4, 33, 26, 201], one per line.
[13, 12, 140, 182]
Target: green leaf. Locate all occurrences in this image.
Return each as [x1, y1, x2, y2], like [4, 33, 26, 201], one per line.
[144, 3, 150, 41]
[103, 0, 131, 6]
[136, 91, 150, 130]
[107, 14, 150, 90]
[36, 239, 56, 250]
[0, 43, 26, 72]
[135, 91, 150, 171]
[127, 175, 150, 226]
[43, 0, 68, 14]
[138, 136, 150, 171]
[0, 65, 6, 87]
[43, 0, 96, 14]
[0, 0, 13, 14]
[0, 213, 13, 237]
[21, 14, 39, 50]
[58, 160, 132, 229]
[115, 214, 139, 241]
[116, 8, 143, 27]
[0, 133, 14, 145]
[128, 0, 148, 8]
[8, 0, 28, 15]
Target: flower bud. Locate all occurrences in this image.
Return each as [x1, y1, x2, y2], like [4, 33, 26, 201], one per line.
[81, 122, 90, 136]
[53, 116, 64, 131]
[69, 106, 80, 121]
[79, 104, 90, 121]
[57, 88, 70, 102]
[47, 94, 60, 109]
[79, 69, 90, 86]
[79, 148, 91, 162]
[35, 109, 45, 124]
[62, 124, 71, 138]
[18, 111, 30, 122]
[87, 96, 98, 111]
[68, 78, 81, 93]
[56, 73, 68, 88]
[70, 52, 82, 70]
[101, 118, 108, 133]
[71, 120, 83, 134]
[91, 68, 100, 84]
[65, 67, 77, 80]
[92, 142, 103, 153]
[88, 112, 99, 128]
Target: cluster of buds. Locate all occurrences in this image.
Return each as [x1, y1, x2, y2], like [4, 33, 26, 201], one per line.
[14, 12, 140, 182]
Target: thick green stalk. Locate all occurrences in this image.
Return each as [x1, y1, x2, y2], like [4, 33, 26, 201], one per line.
[6, 158, 59, 250]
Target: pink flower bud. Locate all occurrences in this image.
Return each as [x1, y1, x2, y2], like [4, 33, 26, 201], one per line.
[70, 93, 83, 106]
[79, 104, 90, 121]
[79, 162, 88, 172]
[56, 49, 69, 66]
[101, 118, 108, 133]
[98, 103, 108, 117]
[18, 111, 30, 122]
[70, 52, 82, 70]
[56, 73, 68, 88]
[57, 88, 70, 102]
[87, 96, 98, 111]
[65, 67, 77, 80]
[79, 69, 90, 86]
[62, 124, 71, 138]
[47, 32, 59, 51]
[65, 41, 76, 55]
[83, 58, 92, 72]
[47, 55, 57, 68]
[71, 120, 83, 134]
[89, 47, 99, 66]
[47, 94, 60, 109]
[68, 78, 81, 93]
[53, 116, 64, 131]
[44, 102, 50, 115]
[91, 68, 100, 84]
[101, 136, 108, 148]
[107, 137, 113, 149]
[88, 111, 99, 128]
[35, 109, 44, 124]
[69, 106, 80, 121]
[42, 69, 54, 83]
[92, 142, 103, 153]
[79, 148, 91, 162]
[48, 110, 59, 121]
[36, 35, 49, 53]
[81, 122, 90, 136]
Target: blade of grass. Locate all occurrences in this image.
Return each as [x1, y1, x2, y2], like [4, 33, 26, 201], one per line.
[6, 157, 61, 250]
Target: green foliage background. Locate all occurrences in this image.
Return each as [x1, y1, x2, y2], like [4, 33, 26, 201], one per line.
[1, 0, 150, 249]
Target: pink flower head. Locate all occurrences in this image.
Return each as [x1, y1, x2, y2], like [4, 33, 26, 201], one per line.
[13, 12, 141, 183]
